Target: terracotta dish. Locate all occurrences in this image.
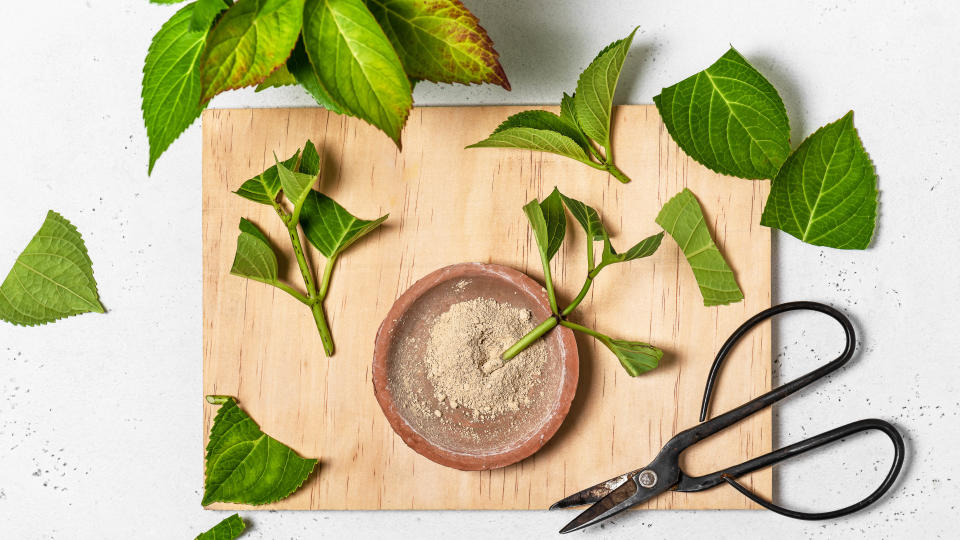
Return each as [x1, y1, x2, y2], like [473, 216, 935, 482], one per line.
[373, 263, 579, 470]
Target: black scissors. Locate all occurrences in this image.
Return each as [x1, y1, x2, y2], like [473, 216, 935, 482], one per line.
[552, 301, 905, 533]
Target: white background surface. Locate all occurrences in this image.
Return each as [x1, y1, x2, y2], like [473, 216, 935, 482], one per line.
[1, 1, 956, 538]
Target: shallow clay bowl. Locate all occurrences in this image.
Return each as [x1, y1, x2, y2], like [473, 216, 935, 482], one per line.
[373, 263, 579, 470]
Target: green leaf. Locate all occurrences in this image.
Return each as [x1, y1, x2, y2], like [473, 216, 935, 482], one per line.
[558, 192, 604, 241]
[276, 159, 316, 221]
[196, 514, 246, 540]
[234, 149, 300, 205]
[254, 64, 297, 91]
[285, 38, 345, 113]
[203, 396, 317, 506]
[466, 127, 590, 163]
[523, 189, 566, 263]
[653, 47, 791, 180]
[299, 140, 321, 177]
[559, 92, 592, 149]
[491, 110, 592, 156]
[365, 0, 510, 89]
[142, 3, 208, 174]
[601, 232, 664, 266]
[0, 211, 104, 327]
[230, 218, 280, 284]
[600, 337, 662, 377]
[299, 191, 388, 258]
[190, 0, 229, 32]
[656, 189, 744, 306]
[573, 27, 636, 150]
[302, 0, 412, 145]
[199, 0, 304, 101]
[760, 112, 877, 249]
[150, 0, 188, 4]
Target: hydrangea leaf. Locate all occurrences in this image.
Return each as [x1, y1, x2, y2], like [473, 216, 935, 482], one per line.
[302, 0, 412, 145]
[654, 47, 791, 180]
[0, 211, 104, 326]
[299, 140, 321, 177]
[365, 0, 509, 89]
[285, 38, 345, 113]
[190, 0, 230, 32]
[558, 192, 605, 241]
[523, 188, 566, 263]
[559, 92, 592, 150]
[299, 191, 388, 259]
[230, 218, 280, 285]
[573, 27, 636, 150]
[491, 110, 591, 156]
[254, 64, 297, 91]
[199, 0, 304, 101]
[234, 149, 300, 205]
[142, 3, 208, 174]
[466, 127, 590, 163]
[760, 112, 877, 249]
[656, 189, 744, 306]
[275, 160, 316, 221]
[601, 232, 664, 266]
[600, 337, 663, 377]
[203, 396, 318, 506]
[195, 514, 246, 540]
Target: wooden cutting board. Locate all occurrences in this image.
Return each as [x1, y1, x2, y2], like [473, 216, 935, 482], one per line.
[201, 105, 771, 510]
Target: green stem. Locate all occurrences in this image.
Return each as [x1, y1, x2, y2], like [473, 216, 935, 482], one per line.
[271, 280, 311, 305]
[559, 319, 609, 341]
[502, 317, 559, 361]
[561, 276, 594, 317]
[537, 248, 559, 315]
[311, 302, 335, 356]
[318, 253, 337, 300]
[604, 159, 631, 184]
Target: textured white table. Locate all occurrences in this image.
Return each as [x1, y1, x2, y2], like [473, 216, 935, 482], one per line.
[1, 1, 956, 538]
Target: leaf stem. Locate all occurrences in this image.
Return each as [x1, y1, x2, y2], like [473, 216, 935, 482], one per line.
[318, 254, 337, 300]
[561, 276, 593, 317]
[604, 159, 631, 183]
[559, 319, 609, 341]
[502, 316, 559, 360]
[536, 245, 559, 315]
[311, 302, 335, 356]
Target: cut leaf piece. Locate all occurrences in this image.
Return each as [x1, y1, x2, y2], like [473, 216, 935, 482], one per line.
[230, 218, 280, 285]
[190, 0, 229, 32]
[760, 112, 877, 249]
[466, 127, 590, 163]
[302, 0, 412, 145]
[0, 211, 104, 327]
[299, 191, 388, 258]
[600, 337, 663, 377]
[654, 47, 790, 180]
[601, 232, 664, 266]
[196, 513, 246, 540]
[656, 189, 743, 306]
[199, 0, 304, 101]
[254, 64, 297, 91]
[574, 27, 636, 150]
[234, 149, 300, 205]
[276, 160, 315, 221]
[142, 3, 208, 174]
[203, 396, 318, 506]
[365, 0, 509, 89]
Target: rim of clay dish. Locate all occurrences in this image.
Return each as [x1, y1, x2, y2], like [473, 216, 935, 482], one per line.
[372, 262, 579, 471]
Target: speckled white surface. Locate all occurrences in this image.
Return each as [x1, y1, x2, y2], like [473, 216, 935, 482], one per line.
[1, 1, 957, 538]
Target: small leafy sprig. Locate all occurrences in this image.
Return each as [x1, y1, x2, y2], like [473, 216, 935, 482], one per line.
[203, 396, 317, 505]
[500, 188, 665, 377]
[231, 140, 387, 356]
[467, 28, 637, 183]
[654, 48, 878, 249]
[143, 0, 510, 173]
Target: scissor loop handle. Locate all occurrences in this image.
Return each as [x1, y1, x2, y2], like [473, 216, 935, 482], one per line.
[716, 418, 905, 520]
[699, 301, 856, 422]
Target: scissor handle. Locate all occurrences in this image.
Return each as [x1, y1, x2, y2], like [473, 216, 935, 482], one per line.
[677, 418, 905, 520]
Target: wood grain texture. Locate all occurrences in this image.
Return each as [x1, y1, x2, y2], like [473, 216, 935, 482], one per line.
[201, 105, 771, 510]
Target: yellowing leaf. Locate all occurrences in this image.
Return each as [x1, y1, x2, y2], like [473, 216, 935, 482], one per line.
[366, 0, 509, 89]
[199, 0, 304, 101]
[302, 0, 412, 145]
[0, 211, 104, 327]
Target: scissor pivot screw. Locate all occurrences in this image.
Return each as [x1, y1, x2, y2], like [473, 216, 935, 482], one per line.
[637, 470, 658, 488]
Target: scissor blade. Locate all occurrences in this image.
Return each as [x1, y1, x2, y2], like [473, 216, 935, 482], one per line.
[549, 468, 641, 509]
[558, 477, 641, 534]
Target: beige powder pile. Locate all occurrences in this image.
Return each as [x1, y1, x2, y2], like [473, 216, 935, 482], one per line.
[424, 297, 547, 420]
